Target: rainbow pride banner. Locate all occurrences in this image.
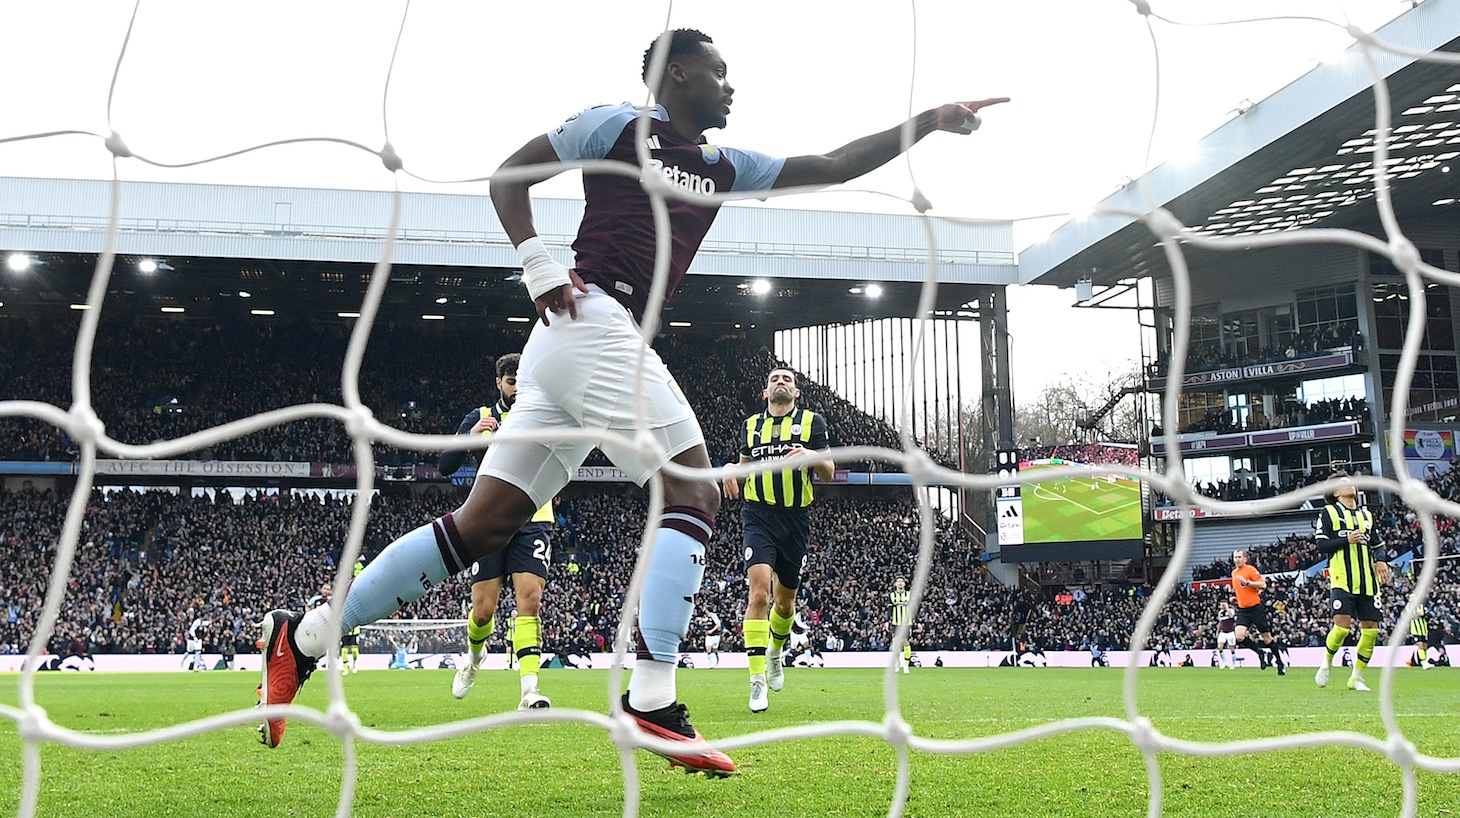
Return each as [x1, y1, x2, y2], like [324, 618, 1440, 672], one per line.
[1401, 429, 1454, 460]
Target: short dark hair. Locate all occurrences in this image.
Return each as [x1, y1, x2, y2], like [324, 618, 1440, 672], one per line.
[768, 366, 797, 384]
[496, 353, 520, 380]
[642, 28, 713, 83]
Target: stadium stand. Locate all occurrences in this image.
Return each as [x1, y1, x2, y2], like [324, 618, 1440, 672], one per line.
[4, 472, 1453, 661]
[0, 315, 955, 471]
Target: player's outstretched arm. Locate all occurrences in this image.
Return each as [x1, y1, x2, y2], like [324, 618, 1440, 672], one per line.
[491, 135, 588, 324]
[772, 98, 1009, 189]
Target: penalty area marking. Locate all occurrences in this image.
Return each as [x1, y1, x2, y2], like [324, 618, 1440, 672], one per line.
[1030, 483, 1141, 516]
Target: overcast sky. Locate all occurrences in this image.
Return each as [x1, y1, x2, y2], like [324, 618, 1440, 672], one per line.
[0, 1, 1411, 398]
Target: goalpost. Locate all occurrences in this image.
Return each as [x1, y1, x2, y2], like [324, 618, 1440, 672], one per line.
[358, 619, 469, 654]
[2, 3, 1459, 818]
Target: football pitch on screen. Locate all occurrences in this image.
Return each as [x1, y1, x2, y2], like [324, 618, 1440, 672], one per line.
[1022, 463, 1144, 543]
[4, 668, 1459, 817]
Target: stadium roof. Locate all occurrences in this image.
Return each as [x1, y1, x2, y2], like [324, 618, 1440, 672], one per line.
[1018, 0, 1460, 289]
[0, 177, 1015, 334]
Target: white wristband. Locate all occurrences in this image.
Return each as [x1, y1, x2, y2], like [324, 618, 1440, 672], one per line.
[514, 236, 572, 301]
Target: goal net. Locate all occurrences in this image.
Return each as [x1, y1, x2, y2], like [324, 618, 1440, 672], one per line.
[2, 2, 1458, 818]
[358, 619, 469, 656]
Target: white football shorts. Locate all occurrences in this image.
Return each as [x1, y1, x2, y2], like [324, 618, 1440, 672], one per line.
[704, 634, 721, 651]
[1217, 630, 1236, 647]
[481, 286, 704, 507]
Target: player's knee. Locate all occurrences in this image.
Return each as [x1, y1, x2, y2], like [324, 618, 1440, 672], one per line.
[663, 476, 720, 518]
[517, 588, 543, 615]
[748, 586, 771, 610]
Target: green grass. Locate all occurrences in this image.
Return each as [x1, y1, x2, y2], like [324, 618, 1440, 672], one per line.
[3, 667, 1459, 817]
[1022, 464, 1144, 543]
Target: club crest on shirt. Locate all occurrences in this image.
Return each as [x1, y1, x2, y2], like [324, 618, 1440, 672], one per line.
[700, 144, 721, 164]
[553, 112, 581, 136]
[791, 424, 802, 435]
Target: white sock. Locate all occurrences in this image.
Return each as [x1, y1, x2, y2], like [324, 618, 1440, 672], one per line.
[628, 659, 676, 712]
[295, 605, 335, 658]
[521, 673, 538, 696]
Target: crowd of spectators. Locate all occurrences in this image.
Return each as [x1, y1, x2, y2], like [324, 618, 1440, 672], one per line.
[0, 486, 463, 659]
[0, 485, 996, 660]
[1019, 443, 1139, 468]
[1190, 463, 1460, 582]
[1190, 534, 1328, 581]
[1149, 321, 1362, 379]
[1150, 465, 1363, 507]
[1048, 457, 1460, 653]
[6, 460, 1455, 663]
[1156, 396, 1371, 437]
[1, 305, 1451, 663]
[0, 316, 955, 473]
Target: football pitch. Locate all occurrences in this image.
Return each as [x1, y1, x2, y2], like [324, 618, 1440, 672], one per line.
[3, 667, 1459, 817]
[1023, 465, 1144, 543]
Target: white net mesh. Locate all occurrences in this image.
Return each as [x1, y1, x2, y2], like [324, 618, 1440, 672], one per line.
[3, 2, 1460, 817]
[358, 619, 468, 655]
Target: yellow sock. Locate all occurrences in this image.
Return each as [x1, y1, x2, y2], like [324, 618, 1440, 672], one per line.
[1324, 625, 1350, 666]
[467, 615, 493, 664]
[1356, 628, 1379, 671]
[515, 616, 541, 678]
[769, 609, 794, 654]
[744, 618, 769, 676]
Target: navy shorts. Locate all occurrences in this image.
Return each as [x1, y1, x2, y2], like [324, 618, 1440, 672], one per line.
[1330, 588, 1382, 622]
[469, 522, 552, 583]
[741, 503, 811, 589]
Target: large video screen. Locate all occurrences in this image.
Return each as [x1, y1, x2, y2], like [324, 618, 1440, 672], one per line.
[1018, 460, 1143, 543]
[996, 445, 1144, 561]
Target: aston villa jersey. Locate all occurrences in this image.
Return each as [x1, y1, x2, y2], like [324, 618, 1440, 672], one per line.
[547, 103, 784, 321]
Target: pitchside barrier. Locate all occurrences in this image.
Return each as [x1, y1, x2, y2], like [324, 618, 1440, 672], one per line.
[6, 648, 1454, 674]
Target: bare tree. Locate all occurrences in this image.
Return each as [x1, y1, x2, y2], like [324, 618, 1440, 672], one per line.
[1015, 368, 1145, 446]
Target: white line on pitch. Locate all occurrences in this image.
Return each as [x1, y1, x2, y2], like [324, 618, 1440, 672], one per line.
[1031, 484, 1139, 516]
